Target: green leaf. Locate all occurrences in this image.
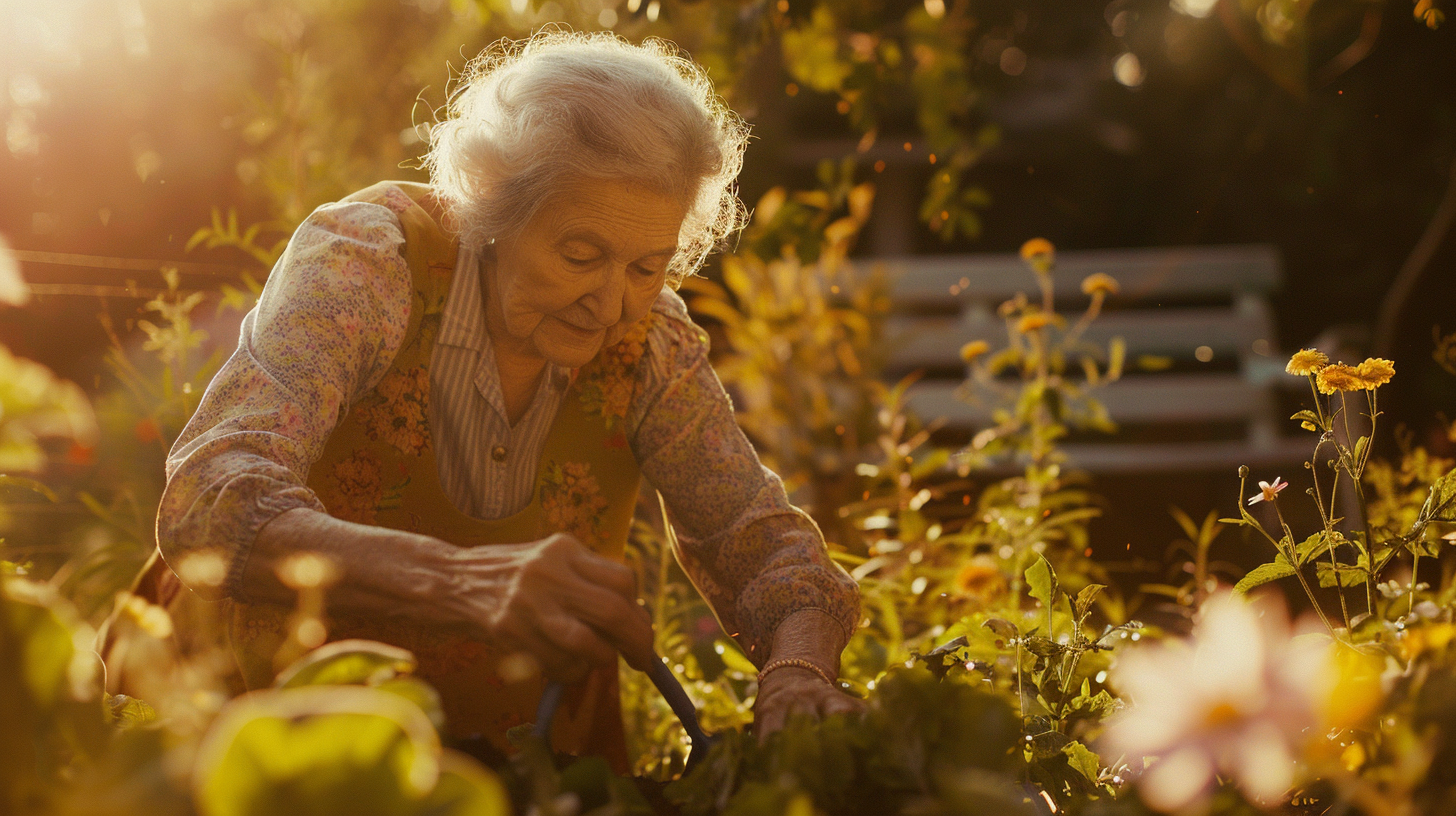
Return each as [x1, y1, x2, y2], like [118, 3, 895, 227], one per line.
[1107, 337, 1126, 381]
[106, 693, 158, 728]
[273, 639, 417, 689]
[194, 686, 442, 816]
[419, 752, 511, 816]
[983, 618, 1020, 641]
[1021, 636, 1060, 659]
[1289, 409, 1321, 425]
[1429, 469, 1456, 521]
[1292, 531, 1332, 567]
[0, 475, 61, 503]
[1316, 559, 1369, 589]
[1062, 740, 1103, 784]
[373, 678, 445, 733]
[1234, 557, 1296, 595]
[1025, 555, 1058, 612]
[1029, 729, 1072, 760]
[717, 640, 758, 675]
[1074, 584, 1105, 622]
[2, 579, 82, 710]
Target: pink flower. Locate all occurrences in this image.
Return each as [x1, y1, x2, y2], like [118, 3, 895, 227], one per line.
[1247, 477, 1288, 505]
[1100, 592, 1329, 812]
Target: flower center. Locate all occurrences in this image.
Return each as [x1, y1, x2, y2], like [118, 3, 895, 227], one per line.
[1203, 701, 1242, 728]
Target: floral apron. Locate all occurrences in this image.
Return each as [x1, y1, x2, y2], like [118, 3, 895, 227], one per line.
[230, 181, 650, 769]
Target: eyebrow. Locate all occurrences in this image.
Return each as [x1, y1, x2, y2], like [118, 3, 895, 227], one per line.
[558, 230, 676, 259]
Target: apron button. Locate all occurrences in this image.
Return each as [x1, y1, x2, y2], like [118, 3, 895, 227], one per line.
[491, 445, 508, 462]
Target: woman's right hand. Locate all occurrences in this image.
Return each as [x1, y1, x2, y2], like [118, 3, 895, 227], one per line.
[440, 532, 656, 684]
[246, 510, 655, 686]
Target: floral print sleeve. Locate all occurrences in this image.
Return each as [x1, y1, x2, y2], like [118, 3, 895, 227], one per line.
[157, 197, 416, 599]
[628, 290, 861, 666]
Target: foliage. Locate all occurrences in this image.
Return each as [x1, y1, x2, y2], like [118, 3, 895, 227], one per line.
[666, 667, 1030, 816]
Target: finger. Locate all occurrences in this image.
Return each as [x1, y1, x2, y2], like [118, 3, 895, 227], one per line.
[567, 546, 638, 599]
[787, 693, 819, 722]
[755, 701, 787, 747]
[532, 598, 618, 671]
[554, 575, 655, 670]
[495, 598, 594, 684]
[819, 690, 865, 718]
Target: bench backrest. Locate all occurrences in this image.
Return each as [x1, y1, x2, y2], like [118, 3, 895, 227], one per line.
[879, 244, 1307, 473]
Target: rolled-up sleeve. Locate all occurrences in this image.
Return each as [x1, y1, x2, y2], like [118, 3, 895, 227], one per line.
[628, 292, 860, 665]
[157, 200, 412, 600]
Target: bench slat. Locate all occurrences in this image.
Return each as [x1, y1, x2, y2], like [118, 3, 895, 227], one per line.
[884, 244, 1282, 305]
[906, 373, 1277, 425]
[887, 308, 1274, 370]
[1052, 438, 1312, 474]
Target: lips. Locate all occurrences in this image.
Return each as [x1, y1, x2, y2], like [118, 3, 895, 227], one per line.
[557, 318, 603, 338]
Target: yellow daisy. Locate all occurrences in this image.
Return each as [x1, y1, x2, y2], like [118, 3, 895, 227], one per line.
[1355, 357, 1395, 388]
[1315, 363, 1363, 394]
[1286, 348, 1328, 376]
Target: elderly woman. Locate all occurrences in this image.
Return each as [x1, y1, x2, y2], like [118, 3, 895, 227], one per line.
[157, 33, 860, 769]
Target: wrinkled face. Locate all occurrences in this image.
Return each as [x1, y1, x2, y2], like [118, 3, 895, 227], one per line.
[483, 177, 685, 369]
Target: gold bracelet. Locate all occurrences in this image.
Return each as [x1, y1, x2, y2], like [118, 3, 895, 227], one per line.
[756, 657, 835, 687]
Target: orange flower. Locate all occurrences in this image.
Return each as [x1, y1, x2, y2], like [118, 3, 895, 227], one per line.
[954, 556, 1005, 596]
[1315, 364, 1363, 395]
[1016, 312, 1054, 333]
[1354, 357, 1395, 388]
[1285, 349, 1328, 376]
[64, 442, 96, 467]
[134, 417, 162, 444]
[329, 448, 384, 524]
[959, 340, 990, 363]
[1080, 272, 1119, 297]
[1019, 238, 1055, 263]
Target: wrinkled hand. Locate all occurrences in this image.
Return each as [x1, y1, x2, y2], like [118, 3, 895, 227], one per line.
[753, 667, 864, 745]
[445, 532, 655, 684]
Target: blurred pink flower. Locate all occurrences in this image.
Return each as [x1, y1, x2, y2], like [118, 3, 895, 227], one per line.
[0, 235, 31, 307]
[1246, 477, 1288, 505]
[1100, 592, 1328, 813]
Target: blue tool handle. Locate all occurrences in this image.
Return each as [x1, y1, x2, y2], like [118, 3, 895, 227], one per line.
[532, 680, 566, 742]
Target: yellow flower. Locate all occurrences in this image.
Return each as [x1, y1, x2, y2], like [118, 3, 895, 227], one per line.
[1016, 312, 1054, 333]
[1315, 364, 1364, 394]
[1285, 348, 1328, 376]
[1355, 357, 1395, 388]
[954, 556, 1005, 596]
[959, 340, 990, 363]
[1019, 237, 1055, 263]
[1080, 272, 1119, 297]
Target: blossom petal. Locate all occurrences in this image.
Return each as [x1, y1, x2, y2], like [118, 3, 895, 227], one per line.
[1140, 746, 1215, 813]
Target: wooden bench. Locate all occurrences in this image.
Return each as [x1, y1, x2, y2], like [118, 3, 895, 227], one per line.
[881, 244, 1312, 474]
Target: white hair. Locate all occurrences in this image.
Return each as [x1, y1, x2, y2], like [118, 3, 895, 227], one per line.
[423, 31, 750, 286]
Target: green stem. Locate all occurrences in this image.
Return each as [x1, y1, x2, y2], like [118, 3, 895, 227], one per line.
[1308, 439, 1350, 628]
[1272, 498, 1340, 638]
[1409, 549, 1420, 621]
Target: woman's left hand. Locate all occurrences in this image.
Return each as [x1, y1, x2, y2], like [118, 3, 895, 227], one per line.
[753, 665, 864, 744]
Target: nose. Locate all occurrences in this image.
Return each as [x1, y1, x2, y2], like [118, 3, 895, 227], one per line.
[581, 264, 627, 327]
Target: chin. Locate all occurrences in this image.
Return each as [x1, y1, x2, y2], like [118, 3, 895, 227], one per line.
[538, 333, 603, 369]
